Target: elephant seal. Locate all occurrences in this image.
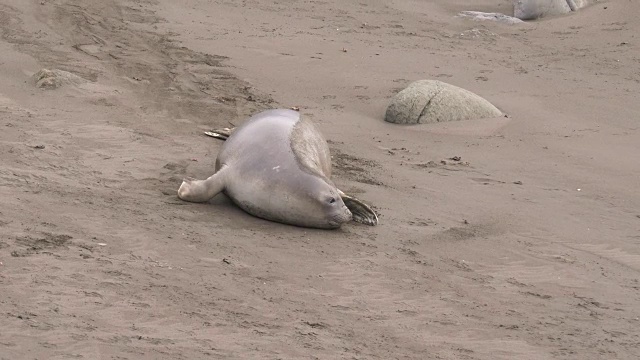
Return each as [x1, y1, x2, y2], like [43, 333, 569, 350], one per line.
[178, 109, 378, 229]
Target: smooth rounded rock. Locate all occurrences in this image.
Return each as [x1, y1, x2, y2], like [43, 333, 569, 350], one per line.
[384, 80, 502, 125]
[513, 0, 597, 20]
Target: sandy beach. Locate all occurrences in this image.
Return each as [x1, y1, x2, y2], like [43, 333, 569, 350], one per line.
[1, 0, 639, 358]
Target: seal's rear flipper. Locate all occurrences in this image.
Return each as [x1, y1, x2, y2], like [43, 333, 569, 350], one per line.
[204, 127, 236, 141]
[338, 190, 378, 226]
[178, 166, 229, 203]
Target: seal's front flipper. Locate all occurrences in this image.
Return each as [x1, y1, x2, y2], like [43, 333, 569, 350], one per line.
[204, 127, 236, 141]
[178, 167, 228, 203]
[338, 190, 378, 226]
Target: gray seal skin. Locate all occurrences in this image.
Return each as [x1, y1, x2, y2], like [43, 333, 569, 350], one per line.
[178, 109, 378, 229]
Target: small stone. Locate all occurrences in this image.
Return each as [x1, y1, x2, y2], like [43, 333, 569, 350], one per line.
[32, 68, 87, 89]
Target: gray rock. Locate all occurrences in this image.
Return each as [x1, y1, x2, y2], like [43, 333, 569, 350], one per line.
[32, 69, 87, 89]
[514, 0, 570, 20]
[513, 0, 597, 20]
[570, 0, 596, 10]
[385, 80, 502, 125]
[457, 11, 524, 25]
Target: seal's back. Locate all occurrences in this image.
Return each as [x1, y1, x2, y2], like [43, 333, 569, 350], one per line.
[218, 109, 332, 180]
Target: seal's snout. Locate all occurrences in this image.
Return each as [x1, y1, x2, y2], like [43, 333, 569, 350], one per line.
[328, 205, 352, 228]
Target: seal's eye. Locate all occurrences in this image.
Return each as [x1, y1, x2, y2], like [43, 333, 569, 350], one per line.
[328, 197, 336, 204]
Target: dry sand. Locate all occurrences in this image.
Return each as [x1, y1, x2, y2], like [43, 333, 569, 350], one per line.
[1, 0, 639, 359]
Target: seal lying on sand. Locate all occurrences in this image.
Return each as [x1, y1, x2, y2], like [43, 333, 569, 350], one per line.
[178, 109, 378, 229]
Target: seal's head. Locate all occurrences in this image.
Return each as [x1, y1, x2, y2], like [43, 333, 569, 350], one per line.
[286, 177, 352, 229]
[315, 187, 352, 229]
